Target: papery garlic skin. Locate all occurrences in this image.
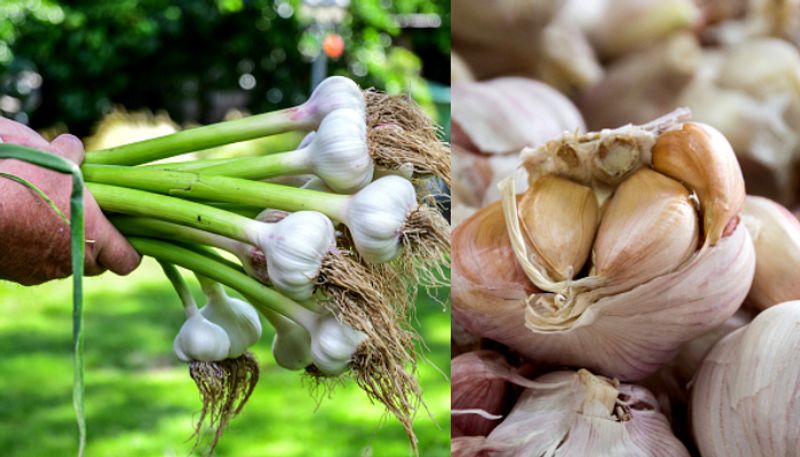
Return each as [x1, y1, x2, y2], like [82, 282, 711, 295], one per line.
[692, 301, 800, 457]
[301, 108, 372, 193]
[451, 52, 474, 83]
[310, 315, 367, 376]
[741, 195, 800, 309]
[199, 284, 262, 358]
[344, 175, 417, 263]
[257, 211, 336, 300]
[173, 313, 231, 362]
[296, 76, 365, 124]
[476, 370, 689, 457]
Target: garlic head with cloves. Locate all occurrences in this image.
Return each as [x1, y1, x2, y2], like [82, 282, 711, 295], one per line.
[453, 111, 756, 380]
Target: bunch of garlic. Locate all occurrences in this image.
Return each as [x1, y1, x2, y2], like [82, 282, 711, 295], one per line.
[692, 301, 800, 457]
[452, 112, 756, 380]
[451, 77, 585, 220]
[454, 369, 689, 456]
[741, 195, 800, 309]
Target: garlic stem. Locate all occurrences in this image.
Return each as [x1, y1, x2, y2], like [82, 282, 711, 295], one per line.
[84, 76, 364, 166]
[158, 260, 199, 318]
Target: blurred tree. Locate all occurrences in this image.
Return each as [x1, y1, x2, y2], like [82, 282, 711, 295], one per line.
[0, 0, 449, 136]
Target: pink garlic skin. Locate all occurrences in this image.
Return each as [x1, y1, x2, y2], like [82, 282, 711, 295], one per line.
[451, 77, 584, 208]
[451, 351, 517, 438]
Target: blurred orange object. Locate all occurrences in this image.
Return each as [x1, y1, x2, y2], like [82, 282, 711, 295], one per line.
[323, 33, 345, 59]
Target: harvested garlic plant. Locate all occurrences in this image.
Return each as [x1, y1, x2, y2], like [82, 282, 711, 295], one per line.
[741, 195, 800, 309]
[452, 77, 585, 211]
[452, 112, 756, 380]
[461, 369, 689, 456]
[692, 301, 800, 457]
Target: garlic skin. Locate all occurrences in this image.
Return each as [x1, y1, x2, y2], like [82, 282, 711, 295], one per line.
[451, 52, 474, 83]
[451, 350, 547, 437]
[296, 76, 365, 125]
[310, 315, 367, 376]
[451, 77, 585, 207]
[297, 108, 372, 193]
[173, 313, 231, 362]
[343, 175, 417, 263]
[199, 284, 262, 358]
[692, 301, 800, 457]
[472, 370, 689, 456]
[258, 211, 336, 300]
[741, 195, 800, 309]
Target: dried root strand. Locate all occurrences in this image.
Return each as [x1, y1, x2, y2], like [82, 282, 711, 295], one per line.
[365, 89, 451, 186]
[188, 352, 260, 455]
[398, 204, 451, 297]
[319, 250, 424, 455]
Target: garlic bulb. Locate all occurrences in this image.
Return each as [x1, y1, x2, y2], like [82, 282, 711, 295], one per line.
[310, 314, 367, 376]
[257, 210, 336, 300]
[579, 32, 701, 130]
[741, 195, 800, 309]
[298, 108, 372, 193]
[297, 76, 365, 124]
[451, 52, 474, 84]
[268, 311, 313, 370]
[173, 313, 231, 362]
[451, 350, 546, 437]
[467, 370, 689, 456]
[198, 280, 262, 358]
[453, 113, 756, 380]
[692, 301, 800, 457]
[451, 77, 585, 207]
[343, 175, 417, 263]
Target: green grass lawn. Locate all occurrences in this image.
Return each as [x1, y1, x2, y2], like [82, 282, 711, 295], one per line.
[0, 258, 450, 457]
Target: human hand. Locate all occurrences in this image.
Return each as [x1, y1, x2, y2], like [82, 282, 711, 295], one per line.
[0, 117, 141, 285]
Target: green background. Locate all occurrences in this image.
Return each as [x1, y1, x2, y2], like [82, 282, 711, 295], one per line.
[0, 259, 450, 456]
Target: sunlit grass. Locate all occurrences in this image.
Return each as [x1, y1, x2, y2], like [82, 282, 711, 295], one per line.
[0, 258, 450, 456]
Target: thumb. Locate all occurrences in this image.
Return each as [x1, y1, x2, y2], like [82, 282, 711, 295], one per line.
[49, 134, 85, 164]
[93, 215, 142, 275]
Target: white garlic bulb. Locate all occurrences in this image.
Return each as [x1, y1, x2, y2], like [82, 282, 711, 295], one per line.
[310, 315, 367, 376]
[299, 76, 365, 125]
[257, 211, 336, 300]
[299, 108, 372, 193]
[198, 282, 262, 358]
[344, 175, 417, 263]
[471, 370, 689, 456]
[692, 301, 800, 457]
[173, 313, 231, 362]
[269, 312, 313, 371]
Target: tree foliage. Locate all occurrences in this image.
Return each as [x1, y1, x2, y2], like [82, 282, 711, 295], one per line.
[0, 0, 450, 136]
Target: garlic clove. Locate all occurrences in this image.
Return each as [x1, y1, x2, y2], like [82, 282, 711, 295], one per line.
[173, 313, 231, 362]
[692, 301, 800, 457]
[593, 168, 699, 289]
[299, 76, 365, 125]
[451, 52, 474, 84]
[741, 195, 800, 310]
[478, 369, 690, 456]
[518, 175, 598, 281]
[652, 122, 746, 245]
